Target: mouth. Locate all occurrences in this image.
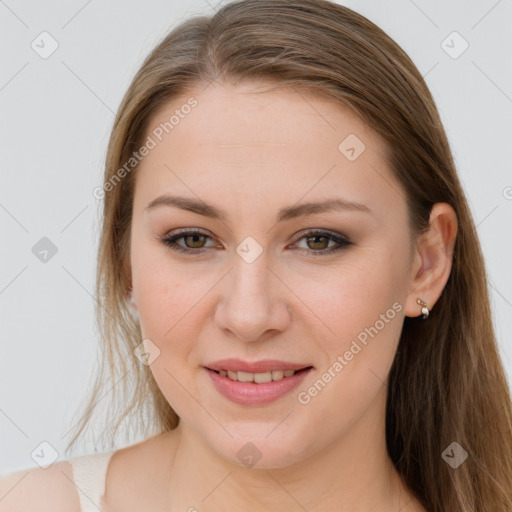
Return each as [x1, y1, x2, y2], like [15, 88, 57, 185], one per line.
[205, 366, 313, 384]
[203, 361, 315, 405]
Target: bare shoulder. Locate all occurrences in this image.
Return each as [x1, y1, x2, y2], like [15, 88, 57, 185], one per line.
[104, 430, 179, 510]
[0, 432, 178, 512]
[0, 460, 80, 512]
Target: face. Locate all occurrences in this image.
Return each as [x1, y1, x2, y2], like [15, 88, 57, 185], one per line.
[129, 80, 415, 468]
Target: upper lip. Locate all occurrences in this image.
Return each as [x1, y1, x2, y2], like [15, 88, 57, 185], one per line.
[205, 358, 313, 373]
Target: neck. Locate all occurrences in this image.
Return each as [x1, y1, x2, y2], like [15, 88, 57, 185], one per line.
[164, 385, 414, 511]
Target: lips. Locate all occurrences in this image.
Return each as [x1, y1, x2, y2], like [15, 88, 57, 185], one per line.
[205, 364, 314, 405]
[205, 358, 313, 374]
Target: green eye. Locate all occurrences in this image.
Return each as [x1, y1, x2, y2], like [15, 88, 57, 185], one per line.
[160, 229, 352, 256]
[289, 229, 352, 256]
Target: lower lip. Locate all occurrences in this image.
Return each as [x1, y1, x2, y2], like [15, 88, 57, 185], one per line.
[204, 367, 313, 405]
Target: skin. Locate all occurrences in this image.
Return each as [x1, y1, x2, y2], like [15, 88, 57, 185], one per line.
[0, 79, 457, 511]
[111, 80, 457, 511]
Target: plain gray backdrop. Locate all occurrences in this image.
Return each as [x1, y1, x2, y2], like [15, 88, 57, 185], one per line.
[1, 0, 511, 475]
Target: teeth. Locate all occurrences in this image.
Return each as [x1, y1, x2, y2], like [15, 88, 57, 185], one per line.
[237, 371, 254, 382]
[218, 369, 300, 383]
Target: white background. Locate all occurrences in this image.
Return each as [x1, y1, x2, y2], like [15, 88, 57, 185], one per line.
[1, 0, 511, 475]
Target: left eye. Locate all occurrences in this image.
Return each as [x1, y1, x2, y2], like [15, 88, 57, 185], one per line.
[289, 229, 352, 255]
[159, 229, 352, 256]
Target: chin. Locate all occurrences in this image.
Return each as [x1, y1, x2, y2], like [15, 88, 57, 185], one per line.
[209, 429, 316, 470]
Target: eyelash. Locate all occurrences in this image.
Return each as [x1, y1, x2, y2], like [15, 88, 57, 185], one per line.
[158, 228, 352, 257]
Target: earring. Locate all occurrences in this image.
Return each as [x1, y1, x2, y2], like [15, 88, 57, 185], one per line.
[416, 298, 429, 320]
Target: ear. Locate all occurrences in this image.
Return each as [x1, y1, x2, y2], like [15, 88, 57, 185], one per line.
[404, 202, 458, 318]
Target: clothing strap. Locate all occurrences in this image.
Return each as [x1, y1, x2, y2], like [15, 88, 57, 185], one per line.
[68, 450, 115, 512]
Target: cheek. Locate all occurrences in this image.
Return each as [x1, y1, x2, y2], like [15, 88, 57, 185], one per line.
[131, 241, 190, 341]
[136, 272, 200, 344]
[290, 246, 407, 384]
[132, 254, 204, 413]
[290, 245, 406, 336]
[293, 263, 404, 432]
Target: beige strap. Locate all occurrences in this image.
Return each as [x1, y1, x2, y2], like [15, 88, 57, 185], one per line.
[68, 451, 115, 511]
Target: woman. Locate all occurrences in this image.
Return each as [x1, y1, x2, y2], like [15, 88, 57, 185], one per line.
[1, 0, 511, 510]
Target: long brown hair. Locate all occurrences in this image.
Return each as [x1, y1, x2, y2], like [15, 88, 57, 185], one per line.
[66, 1, 512, 509]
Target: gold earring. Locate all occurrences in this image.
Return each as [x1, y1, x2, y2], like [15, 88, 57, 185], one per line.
[416, 298, 429, 319]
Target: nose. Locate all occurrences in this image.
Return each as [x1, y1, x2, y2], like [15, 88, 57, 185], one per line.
[214, 255, 291, 343]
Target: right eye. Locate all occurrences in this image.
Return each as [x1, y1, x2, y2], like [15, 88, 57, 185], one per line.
[159, 229, 219, 255]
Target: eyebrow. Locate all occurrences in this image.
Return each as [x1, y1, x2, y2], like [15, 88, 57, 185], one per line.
[144, 194, 371, 222]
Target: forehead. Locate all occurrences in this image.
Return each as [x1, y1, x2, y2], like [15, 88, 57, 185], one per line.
[145, 80, 380, 154]
[133, 80, 405, 222]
